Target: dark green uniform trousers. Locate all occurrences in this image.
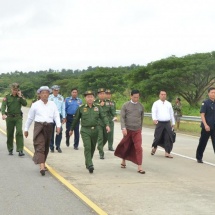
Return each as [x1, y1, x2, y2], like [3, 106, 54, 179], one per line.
[97, 125, 108, 157]
[6, 116, 24, 152]
[81, 127, 98, 168]
[107, 120, 114, 149]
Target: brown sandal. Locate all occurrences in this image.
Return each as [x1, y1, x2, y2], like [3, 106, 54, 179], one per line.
[40, 169, 45, 176]
[165, 155, 173, 158]
[151, 148, 157, 155]
[121, 164, 126, 168]
[137, 170, 145, 174]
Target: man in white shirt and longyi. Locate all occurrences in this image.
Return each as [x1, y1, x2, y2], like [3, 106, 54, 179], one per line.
[24, 86, 61, 176]
[151, 90, 175, 158]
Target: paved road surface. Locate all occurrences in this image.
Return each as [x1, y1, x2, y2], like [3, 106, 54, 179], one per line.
[0, 105, 215, 215]
[0, 133, 94, 215]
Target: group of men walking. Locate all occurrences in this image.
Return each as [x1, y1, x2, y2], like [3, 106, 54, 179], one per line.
[1, 83, 214, 176]
[0, 83, 117, 175]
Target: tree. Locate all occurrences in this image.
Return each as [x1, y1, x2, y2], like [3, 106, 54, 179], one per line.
[79, 67, 130, 94]
[128, 52, 215, 107]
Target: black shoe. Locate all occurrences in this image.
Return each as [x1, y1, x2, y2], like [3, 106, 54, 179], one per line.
[9, 150, 13, 155]
[18, 151, 25, 156]
[66, 139, 70, 147]
[108, 148, 115, 151]
[197, 159, 203, 163]
[74, 147, 79, 150]
[57, 148, 62, 153]
[100, 155, 104, 159]
[40, 169, 45, 176]
[50, 149, 54, 153]
[88, 165, 94, 174]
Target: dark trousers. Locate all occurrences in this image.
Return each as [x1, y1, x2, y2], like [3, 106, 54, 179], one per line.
[196, 128, 215, 160]
[50, 115, 63, 150]
[66, 115, 80, 147]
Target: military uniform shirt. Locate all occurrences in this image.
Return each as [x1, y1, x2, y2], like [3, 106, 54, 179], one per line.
[200, 99, 215, 129]
[1, 94, 27, 115]
[48, 94, 66, 118]
[65, 97, 82, 115]
[106, 99, 117, 118]
[70, 104, 109, 130]
[94, 99, 115, 125]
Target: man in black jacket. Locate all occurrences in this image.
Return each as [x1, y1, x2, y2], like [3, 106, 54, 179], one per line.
[196, 87, 215, 163]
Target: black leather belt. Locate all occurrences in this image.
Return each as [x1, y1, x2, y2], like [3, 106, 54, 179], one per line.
[67, 114, 75, 117]
[158, 121, 170, 123]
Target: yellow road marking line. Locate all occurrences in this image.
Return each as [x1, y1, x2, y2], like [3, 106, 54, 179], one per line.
[0, 128, 108, 215]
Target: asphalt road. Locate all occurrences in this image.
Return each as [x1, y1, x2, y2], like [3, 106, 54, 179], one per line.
[0, 105, 215, 215]
[0, 133, 94, 215]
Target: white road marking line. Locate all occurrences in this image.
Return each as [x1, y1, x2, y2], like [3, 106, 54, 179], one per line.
[157, 148, 215, 167]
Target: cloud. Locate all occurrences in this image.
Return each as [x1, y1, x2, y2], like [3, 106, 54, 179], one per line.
[0, 0, 215, 73]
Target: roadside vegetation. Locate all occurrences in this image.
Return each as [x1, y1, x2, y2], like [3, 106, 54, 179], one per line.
[1, 51, 214, 136]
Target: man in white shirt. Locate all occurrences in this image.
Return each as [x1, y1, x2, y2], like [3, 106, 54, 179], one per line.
[151, 90, 175, 158]
[24, 86, 61, 176]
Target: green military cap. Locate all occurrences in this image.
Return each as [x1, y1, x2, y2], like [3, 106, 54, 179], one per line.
[105, 89, 111, 94]
[84, 90, 94, 96]
[11, 83, 20, 90]
[97, 88, 105, 93]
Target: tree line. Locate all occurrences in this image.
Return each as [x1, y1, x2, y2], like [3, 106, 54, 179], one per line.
[0, 51, 215, 107]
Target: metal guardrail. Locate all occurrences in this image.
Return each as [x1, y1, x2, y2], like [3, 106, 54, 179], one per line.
[116, 110, 201, 122]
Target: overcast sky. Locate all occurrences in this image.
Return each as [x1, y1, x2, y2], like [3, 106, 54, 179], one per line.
[0, 0, 215, 73]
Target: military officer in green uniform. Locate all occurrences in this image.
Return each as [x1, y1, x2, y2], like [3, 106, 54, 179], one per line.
[94, 88, 115, 159]
[1, 83, 27, 156]
[105, 89, 117, 151]
[69, 90, 110, 173]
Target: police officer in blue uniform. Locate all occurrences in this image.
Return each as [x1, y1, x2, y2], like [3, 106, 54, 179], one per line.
[196, 87, 215, 163]
[65, 88, 82, 149]
[48, 85, 66, 153]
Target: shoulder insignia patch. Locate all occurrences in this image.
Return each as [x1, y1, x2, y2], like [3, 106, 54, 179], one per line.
[202, 102, 204, 105]
[94, 107, 99, 111]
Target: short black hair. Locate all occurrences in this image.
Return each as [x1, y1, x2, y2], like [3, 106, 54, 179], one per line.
[131, 89, 140, 96]
[159, 90, 166, 94]
[71, 88, 78, 92]
[208, 87, 215, 93]
[177, 97, 181, 101]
